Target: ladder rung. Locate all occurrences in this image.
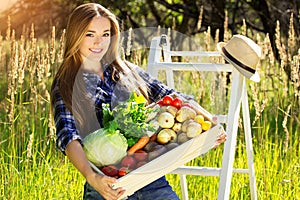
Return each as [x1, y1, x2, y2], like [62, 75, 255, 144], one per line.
[214, 115, 228, 124]
[167, 51, 222, 57]
[151, 62, 233, 72]
[171, 166, 249, 176]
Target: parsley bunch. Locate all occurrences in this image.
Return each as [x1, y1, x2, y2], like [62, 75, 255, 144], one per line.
[102, 92, 155, 147]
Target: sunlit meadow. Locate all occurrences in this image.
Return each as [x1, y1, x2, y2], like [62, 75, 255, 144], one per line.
[0, 13, 299, 199]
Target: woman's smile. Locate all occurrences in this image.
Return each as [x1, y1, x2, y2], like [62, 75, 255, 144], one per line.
[89, 48, 103, 54]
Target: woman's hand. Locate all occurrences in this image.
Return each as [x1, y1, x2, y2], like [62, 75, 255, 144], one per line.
[214, 131, 227, 148]
[65, 140, 125, 200]
[86, 172, 125, 200]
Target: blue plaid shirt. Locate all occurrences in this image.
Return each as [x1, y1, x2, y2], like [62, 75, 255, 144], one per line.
[52, 64, 189, 154]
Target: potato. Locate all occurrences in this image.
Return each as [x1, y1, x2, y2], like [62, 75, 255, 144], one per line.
[157, 129, 177, 144]
[157, 129, 172, 144]
[165, 129, 177, 143]
[186, 122, 202, 138]
[148, 145, 167, 160]
[166, 105, 178, 116]
[144, 141, 159, 152]
[172, 122, 182, 133]
[159, 105, 178, 117]
[166, 142, 179, 150]
[177, 132, 189, 144]
[159, 106, 168, 112]
[157, 112, 175, 128]
[176, 106, 197, 122]
[181, 119, 194, 132]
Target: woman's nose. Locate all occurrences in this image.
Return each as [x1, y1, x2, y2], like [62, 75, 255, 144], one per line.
[94, 36, 102, 44]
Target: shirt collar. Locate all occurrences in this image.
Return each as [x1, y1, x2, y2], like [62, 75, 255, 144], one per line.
[82, 63, 112, 94]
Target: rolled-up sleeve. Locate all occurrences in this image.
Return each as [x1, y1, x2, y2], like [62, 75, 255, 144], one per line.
[52, 84, 82, 154]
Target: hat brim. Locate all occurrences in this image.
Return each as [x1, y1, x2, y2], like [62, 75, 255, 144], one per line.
[217, 42, 260, 82]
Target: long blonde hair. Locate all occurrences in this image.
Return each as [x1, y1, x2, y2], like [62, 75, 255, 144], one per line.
[51, 3, 148, 135]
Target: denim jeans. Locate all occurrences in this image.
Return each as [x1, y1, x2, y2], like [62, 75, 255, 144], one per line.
[83, 176, 180, 200]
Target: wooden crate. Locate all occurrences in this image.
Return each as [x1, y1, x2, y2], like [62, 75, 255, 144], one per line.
[111, 123, 224, 199]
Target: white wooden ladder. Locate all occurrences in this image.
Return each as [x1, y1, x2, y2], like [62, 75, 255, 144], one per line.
[147, 35, 257, 200]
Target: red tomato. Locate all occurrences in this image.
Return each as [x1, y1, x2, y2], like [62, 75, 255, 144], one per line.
[162, 95, 173, 106]
[133, 149, 148, 161]
[121, 155, 136, 169]
[118, 167, 130, 177]
[156, 99, 164, 106]
[171, 97, 183, 109]
[101, 165, 119, 177]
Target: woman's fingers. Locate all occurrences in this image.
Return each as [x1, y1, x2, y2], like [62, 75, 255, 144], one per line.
[102, 176, 125, 199]
[89, 175, 125, 200]
[213, 132, 227, 148]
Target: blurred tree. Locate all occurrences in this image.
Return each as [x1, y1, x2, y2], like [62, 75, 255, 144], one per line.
[0, 0, 75, 37]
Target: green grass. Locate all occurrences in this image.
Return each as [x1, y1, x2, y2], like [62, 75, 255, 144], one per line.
[165, 135, 299, 199]
[0, 27, 299, 199]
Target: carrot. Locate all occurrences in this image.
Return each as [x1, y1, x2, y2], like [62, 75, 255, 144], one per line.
[127, 135, 150, 155]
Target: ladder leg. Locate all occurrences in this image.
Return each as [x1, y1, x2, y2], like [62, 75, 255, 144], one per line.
[180, 174, 189, 200]
[218, 71, 244, 200]
[241, 84, 258, 200]
[166, 69, 175, 89]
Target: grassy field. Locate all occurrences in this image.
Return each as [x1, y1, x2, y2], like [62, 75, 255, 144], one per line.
[0, 18, 299, 199]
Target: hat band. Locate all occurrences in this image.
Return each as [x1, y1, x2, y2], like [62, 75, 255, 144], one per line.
[222, 47, 256, 74]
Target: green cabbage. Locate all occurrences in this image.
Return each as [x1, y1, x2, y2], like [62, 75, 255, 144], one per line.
[83, 128, 128, 167]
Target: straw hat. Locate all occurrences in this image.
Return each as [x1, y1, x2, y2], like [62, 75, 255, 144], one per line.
[217, 34, 261, 82]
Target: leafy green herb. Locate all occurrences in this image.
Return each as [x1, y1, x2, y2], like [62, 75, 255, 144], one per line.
[102, 92, 155, 147]
[102, 103, 119, 134]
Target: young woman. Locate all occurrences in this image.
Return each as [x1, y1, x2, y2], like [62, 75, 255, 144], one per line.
[51, 3, 226, 200]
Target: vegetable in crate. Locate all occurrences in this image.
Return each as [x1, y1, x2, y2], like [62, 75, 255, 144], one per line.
[83, 128, 128, 167]
[102, 92, 157, 147]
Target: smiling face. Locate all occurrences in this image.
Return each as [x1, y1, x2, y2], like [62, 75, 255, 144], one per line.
[79, 16, 111, 64]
